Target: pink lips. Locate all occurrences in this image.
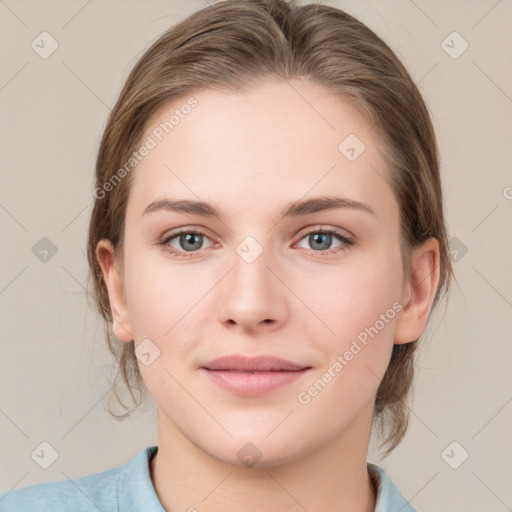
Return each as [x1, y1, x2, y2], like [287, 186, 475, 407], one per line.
[200, 354, 311, 396]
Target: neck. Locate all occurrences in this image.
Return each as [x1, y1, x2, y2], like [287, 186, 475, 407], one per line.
[150, 405, 377, 512]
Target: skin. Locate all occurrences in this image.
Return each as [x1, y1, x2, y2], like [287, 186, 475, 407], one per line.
[97, 78, 440, 512]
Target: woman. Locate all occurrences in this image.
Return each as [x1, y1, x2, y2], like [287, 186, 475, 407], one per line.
[0, 0, 453, 510]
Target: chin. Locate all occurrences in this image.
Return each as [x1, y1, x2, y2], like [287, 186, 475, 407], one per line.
[199, 430, 313, 470]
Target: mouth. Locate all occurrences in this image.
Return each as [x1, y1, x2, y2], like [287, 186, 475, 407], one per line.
[199, 354, 312, 396]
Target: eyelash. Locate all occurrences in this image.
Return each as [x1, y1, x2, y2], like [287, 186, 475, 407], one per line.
[160, 227, 355, 259]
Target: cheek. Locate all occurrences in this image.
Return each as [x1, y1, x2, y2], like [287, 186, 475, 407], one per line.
[298, 249, 403, 347]
[123, 245, 204, 336]
[123, 255, 206, 399]
[122, 249, 220, 382]
[293, 261, 401, 419]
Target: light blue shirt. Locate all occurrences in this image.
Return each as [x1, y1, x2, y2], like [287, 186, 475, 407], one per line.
[0, 445, 417, 511]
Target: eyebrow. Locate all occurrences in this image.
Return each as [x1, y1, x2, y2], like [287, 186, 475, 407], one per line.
[142, 195, 376, 219]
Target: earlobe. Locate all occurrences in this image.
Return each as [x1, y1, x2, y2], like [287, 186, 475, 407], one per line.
[95, 239, 134, 343]
[394, 238, 441, 345]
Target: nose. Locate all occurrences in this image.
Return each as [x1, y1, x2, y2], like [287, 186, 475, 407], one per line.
[217, 242, 289, 334]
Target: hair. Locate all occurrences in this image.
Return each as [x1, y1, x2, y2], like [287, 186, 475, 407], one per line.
[86, 0, 454, 458]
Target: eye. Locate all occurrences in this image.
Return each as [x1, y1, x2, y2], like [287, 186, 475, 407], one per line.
[160, 226, 355, 259]
[161, 229, 215, 258]
[295, 228, 354, 255]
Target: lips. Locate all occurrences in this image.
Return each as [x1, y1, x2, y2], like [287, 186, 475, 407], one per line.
[201, 354, 309, 372]
[200, 354, 311, 396]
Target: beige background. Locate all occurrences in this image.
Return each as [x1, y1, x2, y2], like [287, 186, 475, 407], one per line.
[1, 0, 511, 510]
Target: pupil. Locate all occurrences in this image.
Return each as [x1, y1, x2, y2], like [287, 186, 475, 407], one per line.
[311, 233, 331, 250]
[181, 233, 202, 251]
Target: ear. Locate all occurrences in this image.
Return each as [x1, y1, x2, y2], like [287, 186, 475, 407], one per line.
[394, 237, 441, 345]
[95, 239, 134, 343]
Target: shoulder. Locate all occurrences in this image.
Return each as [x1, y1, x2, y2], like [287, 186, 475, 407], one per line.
[0, 465, 122, 512]
[0, 468, 120, 512]
[0, 446, 158, 512]
[368, 462, 418, 512]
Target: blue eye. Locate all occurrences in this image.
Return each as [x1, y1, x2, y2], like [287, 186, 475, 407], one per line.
[162, 230, 213, 257]
[296, 229, 354, 254]
[160, 227, 354, 259]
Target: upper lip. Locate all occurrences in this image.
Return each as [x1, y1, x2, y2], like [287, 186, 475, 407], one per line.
[201, 354, 310, 372]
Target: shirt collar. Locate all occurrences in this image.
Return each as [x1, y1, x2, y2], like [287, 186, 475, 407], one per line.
[118, 445, 165, 511]
[368, 462, 417, 511]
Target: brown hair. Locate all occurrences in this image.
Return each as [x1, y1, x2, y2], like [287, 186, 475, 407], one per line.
[86, 0, 453, 458]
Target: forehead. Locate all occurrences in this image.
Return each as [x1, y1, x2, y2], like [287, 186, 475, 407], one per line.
[126, 78, 396, 223]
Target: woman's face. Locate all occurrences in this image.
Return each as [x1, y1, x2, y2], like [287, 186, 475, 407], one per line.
[101, 78, 418, 466]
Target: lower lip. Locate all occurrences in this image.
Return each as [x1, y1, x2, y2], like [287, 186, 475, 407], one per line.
[201, 368, 310, 396]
